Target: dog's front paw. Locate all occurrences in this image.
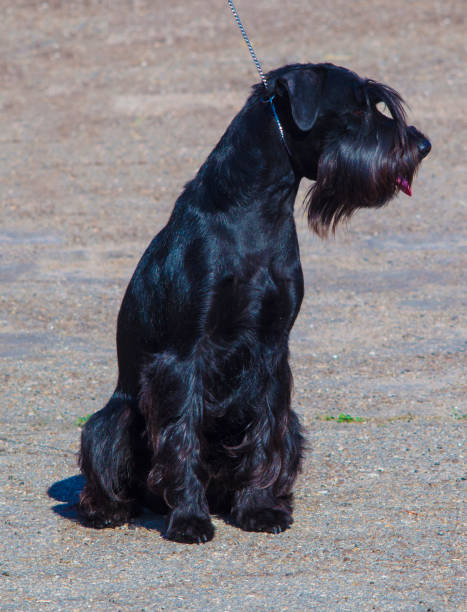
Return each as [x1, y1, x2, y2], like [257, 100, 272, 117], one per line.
[165, 512, 214, 544]
[78, 495, 136, 529]
[236, 508, 293, 534]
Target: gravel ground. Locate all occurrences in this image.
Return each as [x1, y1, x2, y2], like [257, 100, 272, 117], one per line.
[0, 1, 465, 610]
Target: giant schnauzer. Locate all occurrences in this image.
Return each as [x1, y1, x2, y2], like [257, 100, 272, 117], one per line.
[78, 63, 431, 542]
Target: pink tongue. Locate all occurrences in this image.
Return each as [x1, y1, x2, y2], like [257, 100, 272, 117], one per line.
[397, 177, 412, 196]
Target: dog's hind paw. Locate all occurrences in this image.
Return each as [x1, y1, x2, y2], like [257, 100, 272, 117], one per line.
[236, 508, 293, 534]
[165, 513, 215, 544]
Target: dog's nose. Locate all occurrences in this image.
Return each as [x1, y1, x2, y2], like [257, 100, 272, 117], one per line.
[417, 137, 431, 159]
[409, 126, 431, 159]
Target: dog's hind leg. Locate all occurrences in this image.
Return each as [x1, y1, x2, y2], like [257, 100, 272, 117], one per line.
[78, 392, 145, 527]
[140, 353, 214, 543]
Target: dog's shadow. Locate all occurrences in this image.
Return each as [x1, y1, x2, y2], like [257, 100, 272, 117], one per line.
[47, 476, 166, 535]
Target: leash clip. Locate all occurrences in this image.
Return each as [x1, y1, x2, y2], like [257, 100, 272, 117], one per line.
[261, 93, 276, 104]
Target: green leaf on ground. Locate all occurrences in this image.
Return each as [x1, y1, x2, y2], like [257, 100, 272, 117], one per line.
[321, 413, 365, 423]
[75, 414, 92, 428]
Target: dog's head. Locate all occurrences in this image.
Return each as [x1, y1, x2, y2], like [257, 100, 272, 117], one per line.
[267, 63, 431, 236]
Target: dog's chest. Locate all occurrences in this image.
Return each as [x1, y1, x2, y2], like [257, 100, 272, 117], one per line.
[205, 259, 303, 348]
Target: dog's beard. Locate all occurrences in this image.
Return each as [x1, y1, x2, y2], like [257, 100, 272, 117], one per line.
[304, 124, 419, 237]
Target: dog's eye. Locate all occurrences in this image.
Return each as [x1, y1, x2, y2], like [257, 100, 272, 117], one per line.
[376, 102, 393, 118]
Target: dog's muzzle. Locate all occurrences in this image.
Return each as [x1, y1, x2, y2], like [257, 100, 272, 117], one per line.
[396, 127, 431, 196]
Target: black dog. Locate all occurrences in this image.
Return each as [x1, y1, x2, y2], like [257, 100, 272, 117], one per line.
[78, 63, 430, 543]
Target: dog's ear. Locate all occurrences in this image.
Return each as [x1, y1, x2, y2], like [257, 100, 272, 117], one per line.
[353, 81, 370, 108]
[276, 68, 324, 131]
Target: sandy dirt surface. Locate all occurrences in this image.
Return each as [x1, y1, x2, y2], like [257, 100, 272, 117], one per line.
[1, 1, 465, 610]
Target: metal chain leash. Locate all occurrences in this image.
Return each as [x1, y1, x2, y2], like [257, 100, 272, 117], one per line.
[227, 0, 269, 89]
[226, 0, 291, 156]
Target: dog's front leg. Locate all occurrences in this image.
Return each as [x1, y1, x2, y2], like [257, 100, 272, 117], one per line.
[140, 353, 214, 543]
[161, 424, 213, 544]
[229, 363, 303, 534]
